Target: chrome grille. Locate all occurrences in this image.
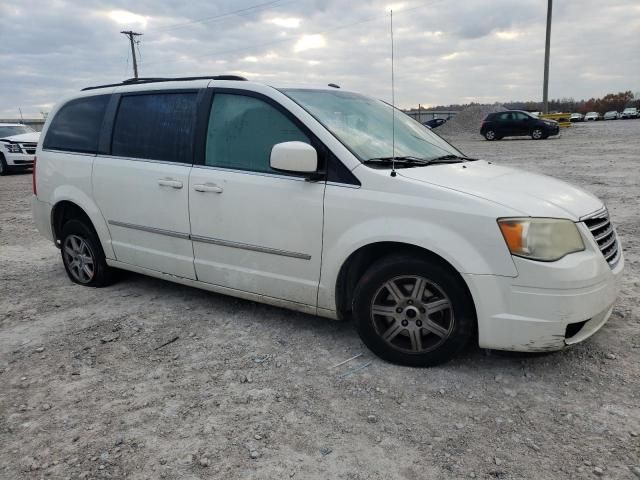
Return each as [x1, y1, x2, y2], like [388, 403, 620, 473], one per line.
[583, 209, 619, 268]
[19, 142, 37, 155]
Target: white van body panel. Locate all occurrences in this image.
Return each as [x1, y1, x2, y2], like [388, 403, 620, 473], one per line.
[92, 157, 196, 279]
[189, 165, 325, 306]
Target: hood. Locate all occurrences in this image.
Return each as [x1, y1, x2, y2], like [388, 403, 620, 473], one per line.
[0, 132, 40, 143]
[399, 160, 603, 220]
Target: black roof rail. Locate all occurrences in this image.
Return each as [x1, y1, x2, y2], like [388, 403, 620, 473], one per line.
[81, 75, 248, 91]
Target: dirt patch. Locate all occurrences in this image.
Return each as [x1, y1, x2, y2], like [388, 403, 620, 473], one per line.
[1, 119, 640, 479]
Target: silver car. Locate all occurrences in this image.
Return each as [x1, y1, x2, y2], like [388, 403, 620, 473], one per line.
[603, 111, 619, 120]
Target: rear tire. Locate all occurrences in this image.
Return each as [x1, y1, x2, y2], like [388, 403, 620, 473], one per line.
[60, 219, 117, 287]
[0, 154, 9, 176]
[352, 254, 476, 367]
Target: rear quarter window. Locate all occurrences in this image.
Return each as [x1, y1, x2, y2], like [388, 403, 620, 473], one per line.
[43, 95, 110, 153]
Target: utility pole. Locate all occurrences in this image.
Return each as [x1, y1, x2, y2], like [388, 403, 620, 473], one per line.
[120, 30, 143, 79]
[542, 0, 553, 113]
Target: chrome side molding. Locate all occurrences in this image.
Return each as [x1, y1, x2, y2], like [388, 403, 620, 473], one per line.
[107, 220, 311, 260]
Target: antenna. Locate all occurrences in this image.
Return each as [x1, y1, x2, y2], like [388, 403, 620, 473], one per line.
[18, 107, 24, 124]
[390, 10, 397, 177]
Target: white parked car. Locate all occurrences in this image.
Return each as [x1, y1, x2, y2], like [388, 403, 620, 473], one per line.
[620, 107, 638, 119]
[31, 76, 624, 366]
[603, 111, 619, 120]
[584, 112, 601, 121]
[570, 113, 584, 122]
[0, 123, 39, 175]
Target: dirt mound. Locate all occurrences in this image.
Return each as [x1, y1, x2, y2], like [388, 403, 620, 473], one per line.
[437, 104, 505, 138]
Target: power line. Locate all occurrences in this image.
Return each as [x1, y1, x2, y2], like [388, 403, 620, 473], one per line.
[145, 0, 447, 70]
[121, 30, 143, 79]
[153, 0, 291, 33]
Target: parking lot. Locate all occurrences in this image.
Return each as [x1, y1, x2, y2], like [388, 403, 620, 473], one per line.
[1, 119, 639, 479]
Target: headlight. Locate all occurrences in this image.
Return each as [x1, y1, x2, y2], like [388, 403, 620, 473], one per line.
[498, 218, 585, 261]
[4, 143, 22, 153]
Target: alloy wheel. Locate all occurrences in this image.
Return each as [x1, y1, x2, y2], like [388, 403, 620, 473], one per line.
[370, 275, 454, 353]
[63, 234, 95, 284]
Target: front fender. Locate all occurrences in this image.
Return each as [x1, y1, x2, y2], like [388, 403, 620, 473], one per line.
[318, 216, 518, 312]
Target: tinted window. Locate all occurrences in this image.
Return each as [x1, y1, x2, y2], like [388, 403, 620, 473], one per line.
[112, 93, 197, 163]
[205, 93, 309, 173]
[499, 112, 514, 121]
[43, 95, 109, 153]
[515, 112, 530, 120]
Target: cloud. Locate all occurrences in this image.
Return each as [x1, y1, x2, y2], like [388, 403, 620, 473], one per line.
[0, 0, 639, 116]
[293, 34, 327, 52]
[495, 30, 520, 40]
[266, 17, 301, 28]
[107, 9, 149, 28]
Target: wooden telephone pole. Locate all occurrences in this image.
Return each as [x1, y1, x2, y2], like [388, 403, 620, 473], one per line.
[121, 30, 143, 79]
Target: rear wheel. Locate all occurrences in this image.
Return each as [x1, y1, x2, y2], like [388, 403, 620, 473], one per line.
[60, 219, 117, 287]
[352, 255, 476, 367]
[531, 128, 544, 140]
[484, 130, 497, 141]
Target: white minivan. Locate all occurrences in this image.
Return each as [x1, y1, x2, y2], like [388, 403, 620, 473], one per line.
[32, 76, 624, 366]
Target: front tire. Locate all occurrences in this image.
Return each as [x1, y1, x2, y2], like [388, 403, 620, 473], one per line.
[0, 154, 9, 176]
[484, 130, 497, 141]
[60, 219, 117, 287]
[352, 255, 476, 367]
[531, 128, 544, 140]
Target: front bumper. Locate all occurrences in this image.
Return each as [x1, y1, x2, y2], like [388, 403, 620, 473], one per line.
[464, 235, 624, 352]
[546, 125, 560, 136]
[4, 152, 35, 167]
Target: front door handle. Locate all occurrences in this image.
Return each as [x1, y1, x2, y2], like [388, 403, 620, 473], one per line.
[193, 183, 223, 194]
[158, 178, 183, 189]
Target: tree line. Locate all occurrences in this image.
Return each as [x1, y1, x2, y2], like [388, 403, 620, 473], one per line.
[418, 91, 639, 114]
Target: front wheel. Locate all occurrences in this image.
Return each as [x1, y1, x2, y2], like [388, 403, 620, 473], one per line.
[352, 255, 476, 367]
[484, 130, 497, 141]
[531, 128, 544, 140]
[0, 154, 9, 176]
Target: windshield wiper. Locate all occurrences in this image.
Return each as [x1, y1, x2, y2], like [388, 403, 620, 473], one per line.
[363, 156, 431, 168]
[423, 154, 474, 164]
[364, 154, 476, 169]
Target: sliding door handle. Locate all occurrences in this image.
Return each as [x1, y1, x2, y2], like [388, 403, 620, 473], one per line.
[193, 183, 223, 193]
[158, 178, 183, 189]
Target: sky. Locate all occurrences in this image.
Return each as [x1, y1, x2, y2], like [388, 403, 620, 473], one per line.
[1, 0, 639, 117]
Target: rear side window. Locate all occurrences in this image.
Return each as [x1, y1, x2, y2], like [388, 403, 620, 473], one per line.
[43, 95, 109, 153]
[111, 92, 197, 163]
[205, 93, 309, 173]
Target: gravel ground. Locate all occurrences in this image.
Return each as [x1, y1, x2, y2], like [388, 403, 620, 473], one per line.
[1, 119, 639, 480]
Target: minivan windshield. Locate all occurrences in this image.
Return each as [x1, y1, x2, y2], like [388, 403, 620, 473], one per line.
[0, 125, 34, 138]
[281, 89, 464, 165]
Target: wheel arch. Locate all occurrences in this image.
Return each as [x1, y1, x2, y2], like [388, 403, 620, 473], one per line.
[50, 196, 114, 258]
[334, 241, 476, 322]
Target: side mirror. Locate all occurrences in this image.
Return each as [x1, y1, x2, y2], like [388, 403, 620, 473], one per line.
[270, 141, 318, 174]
